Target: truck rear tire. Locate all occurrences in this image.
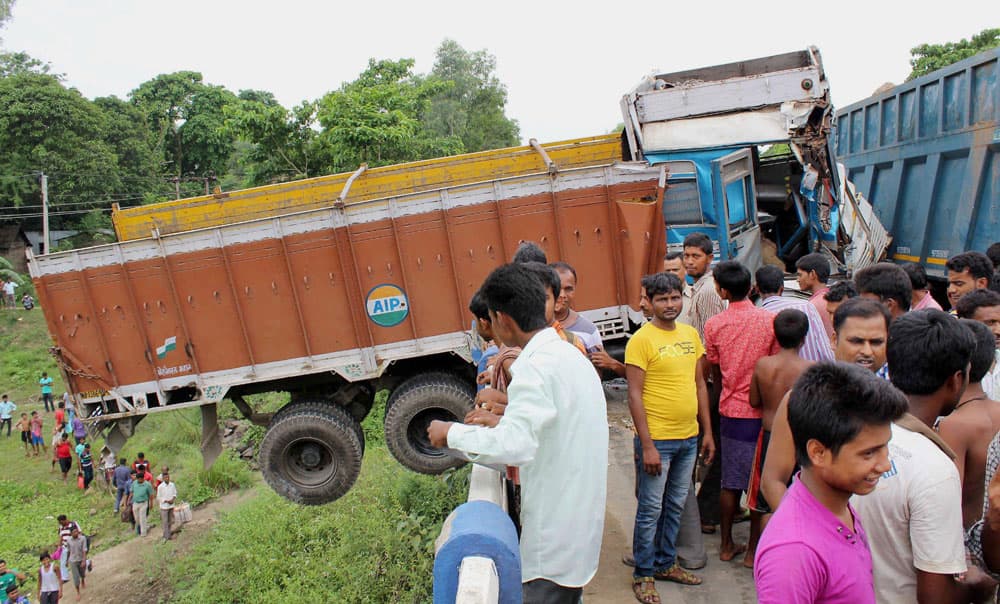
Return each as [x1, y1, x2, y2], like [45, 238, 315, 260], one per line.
[271, 400, 365, 453]
[259, 405, 363, 505]
[384, 372, 474, 474]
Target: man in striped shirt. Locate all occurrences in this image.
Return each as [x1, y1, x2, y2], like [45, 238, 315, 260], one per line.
[755, 266, 834, 362]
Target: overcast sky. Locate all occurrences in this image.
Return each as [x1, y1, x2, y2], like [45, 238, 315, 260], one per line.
[2, 0, 994, 144]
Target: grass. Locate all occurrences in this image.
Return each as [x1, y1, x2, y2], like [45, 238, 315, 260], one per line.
[2, 306, 472, 601]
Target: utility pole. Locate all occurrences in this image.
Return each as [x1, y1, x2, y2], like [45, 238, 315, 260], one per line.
[40, 172, 49, 255]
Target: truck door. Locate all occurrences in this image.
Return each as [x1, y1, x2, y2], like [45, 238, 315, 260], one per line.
[710, 149, 761, 268]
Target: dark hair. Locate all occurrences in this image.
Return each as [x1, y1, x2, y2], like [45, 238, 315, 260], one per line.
[5, 585, 16, 595]
[887, 309, 975, 395]
[714, 260, 751, 300]
[479, 263, 548, 332]
[825, 280, 859, 303]
[795, 253, 831, 283]
[549, 261, 577, 281]
[955, 288, 1000, 319]
[468, 290, 490, 322]
[57, 514, 67, 522]
[832, 298, 890, 334]
[119, 457, 127, 465]
[991, 272, 1000, 294]
[682, 232, 713, 255]
[987, 242, 1000, 270]
[755, 265, 784, 295]
[901, 262, 929, 290]
[512, 241, 547, 264]
[774, 309, 809, 349]
[788, 362, 907, 468]
[58, 401, 65, 409]
[959, 319, 997, 384]
[137, 452, 145, 458]
[664, 251, 683, 262]
[40, 552, 51, 561]
[946, 251, 994, 281]
[855, 263, 912, 312]
[644, 272, 683, 299]
[522, 262, 561, 299]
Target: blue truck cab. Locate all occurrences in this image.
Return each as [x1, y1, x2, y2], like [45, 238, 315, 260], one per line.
[619, 48, 868, 272]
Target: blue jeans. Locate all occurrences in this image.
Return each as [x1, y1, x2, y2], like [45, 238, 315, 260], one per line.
[115, 485, 128, 512]
[632, 436, 698, 577]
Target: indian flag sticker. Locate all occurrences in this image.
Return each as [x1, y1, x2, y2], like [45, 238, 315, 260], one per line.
[156, 336, 177, 359]
[365, 284, 409, 327]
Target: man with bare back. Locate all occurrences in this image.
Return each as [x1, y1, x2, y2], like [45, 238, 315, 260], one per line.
[743, 309, 813, 564]
[937, 319, 1000, 529]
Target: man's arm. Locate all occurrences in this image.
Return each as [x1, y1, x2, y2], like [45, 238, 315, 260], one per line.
[761, 393, 795, 510]
[431, 362, 556, 467]
[589, 350, 625, 377]
[695, 356, 715, 465]
[626, 364, 661, 476]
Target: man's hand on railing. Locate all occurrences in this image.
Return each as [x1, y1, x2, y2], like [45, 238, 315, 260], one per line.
[427, 420, 454, 448]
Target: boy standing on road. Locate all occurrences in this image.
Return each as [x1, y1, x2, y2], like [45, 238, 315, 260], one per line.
[754, 362, 907, 603]
[65, 526, 88, 599]
[157, 468, 178, 542]
[427, 263, 608, 603]
[704, 261, 778, 565]
[626, 272, 715, 600]
[130, 472, 156, 537]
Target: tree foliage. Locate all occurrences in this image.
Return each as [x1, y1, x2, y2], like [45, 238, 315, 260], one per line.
[908, 28, 1000, 80]
[422, 39, 520, 152]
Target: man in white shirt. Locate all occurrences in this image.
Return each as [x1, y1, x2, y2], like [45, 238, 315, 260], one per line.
[156, 468, 178, 542]
[428, 263, 608, 603]
[852, 309, 993, 603]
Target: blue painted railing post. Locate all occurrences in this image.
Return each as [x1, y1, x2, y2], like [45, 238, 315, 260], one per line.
[433, 499, 521, 604]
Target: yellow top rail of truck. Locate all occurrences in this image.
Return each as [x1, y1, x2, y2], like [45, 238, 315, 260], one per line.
[112, 134, 624, 241]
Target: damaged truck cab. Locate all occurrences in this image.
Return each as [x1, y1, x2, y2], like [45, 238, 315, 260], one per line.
[620, 47, 847, 268]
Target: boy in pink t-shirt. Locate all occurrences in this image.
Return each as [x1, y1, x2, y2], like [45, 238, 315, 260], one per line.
[754, 362, 906, 603]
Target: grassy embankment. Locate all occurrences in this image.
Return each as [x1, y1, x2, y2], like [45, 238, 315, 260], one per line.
[1, 307, 470, 602]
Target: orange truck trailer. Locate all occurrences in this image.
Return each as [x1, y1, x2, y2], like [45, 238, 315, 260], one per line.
[28, 154, 668, 504]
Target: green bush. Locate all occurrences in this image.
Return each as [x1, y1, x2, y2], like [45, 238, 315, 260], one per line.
[169, 446, 469, 603]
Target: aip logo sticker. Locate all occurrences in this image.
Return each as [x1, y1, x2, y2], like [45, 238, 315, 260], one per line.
[365, 284, 409, 327]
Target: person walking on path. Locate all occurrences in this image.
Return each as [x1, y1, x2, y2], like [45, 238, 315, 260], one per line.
[70, 415, 86, 446]
[0, 395, 15, 437]
[157, 468, 178, 542]
[112, 458, 131, 513]
[77, 443, 94, 491]
[130, 472, 155, 537]
[65, 525, 87, 600]
[37, 552, 62, 604]
[53, 402, 66, 433]
[39, 372, 54, 412]
[54, 516, 80, 583]
[55, 435, 73, 482]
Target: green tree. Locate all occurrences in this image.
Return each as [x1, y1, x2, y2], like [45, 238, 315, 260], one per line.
[908, 28, 1000, 80]
[93, 96, 164, 201]
[422, 39, 519, 152]
[224, 90, 327, 185]
[317, 58, 462, 172]
[0, 73, 121, 210]
[129, 72, 238, 188]
[0, 50, 61, 79]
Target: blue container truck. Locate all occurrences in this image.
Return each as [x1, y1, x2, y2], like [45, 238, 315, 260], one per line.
[834, 48, 999, 281]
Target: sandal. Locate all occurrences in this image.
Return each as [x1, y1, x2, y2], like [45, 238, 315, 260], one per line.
[632, 577, 660, 603]
[654, 563, 703, 585]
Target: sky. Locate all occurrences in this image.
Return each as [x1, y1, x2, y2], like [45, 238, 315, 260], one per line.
[1, 0, 995, 145]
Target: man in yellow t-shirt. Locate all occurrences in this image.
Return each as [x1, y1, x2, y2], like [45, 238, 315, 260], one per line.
[625, 272, 716, 597]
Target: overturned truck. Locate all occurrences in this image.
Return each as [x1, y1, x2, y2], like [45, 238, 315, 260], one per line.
[30, 47, 882, 504]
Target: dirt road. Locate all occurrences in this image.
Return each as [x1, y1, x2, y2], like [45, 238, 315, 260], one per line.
[584, 384, 758, 603]
[71, 488, 257, 604]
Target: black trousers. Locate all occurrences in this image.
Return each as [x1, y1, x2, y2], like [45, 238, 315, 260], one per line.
[523, 579, 583, 604]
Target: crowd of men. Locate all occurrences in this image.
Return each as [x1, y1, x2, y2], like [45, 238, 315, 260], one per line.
[428, 237, 1000, 604]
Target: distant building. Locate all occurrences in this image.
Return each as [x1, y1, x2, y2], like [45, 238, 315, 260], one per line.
[0, 224, 31, 273]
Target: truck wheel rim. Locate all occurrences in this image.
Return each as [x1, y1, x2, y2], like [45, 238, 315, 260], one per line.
[281, 438, 336, 487]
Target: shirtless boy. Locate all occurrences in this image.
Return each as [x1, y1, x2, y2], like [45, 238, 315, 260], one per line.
[937, 319, 1000, 528]
[747, 310, 814, 523]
